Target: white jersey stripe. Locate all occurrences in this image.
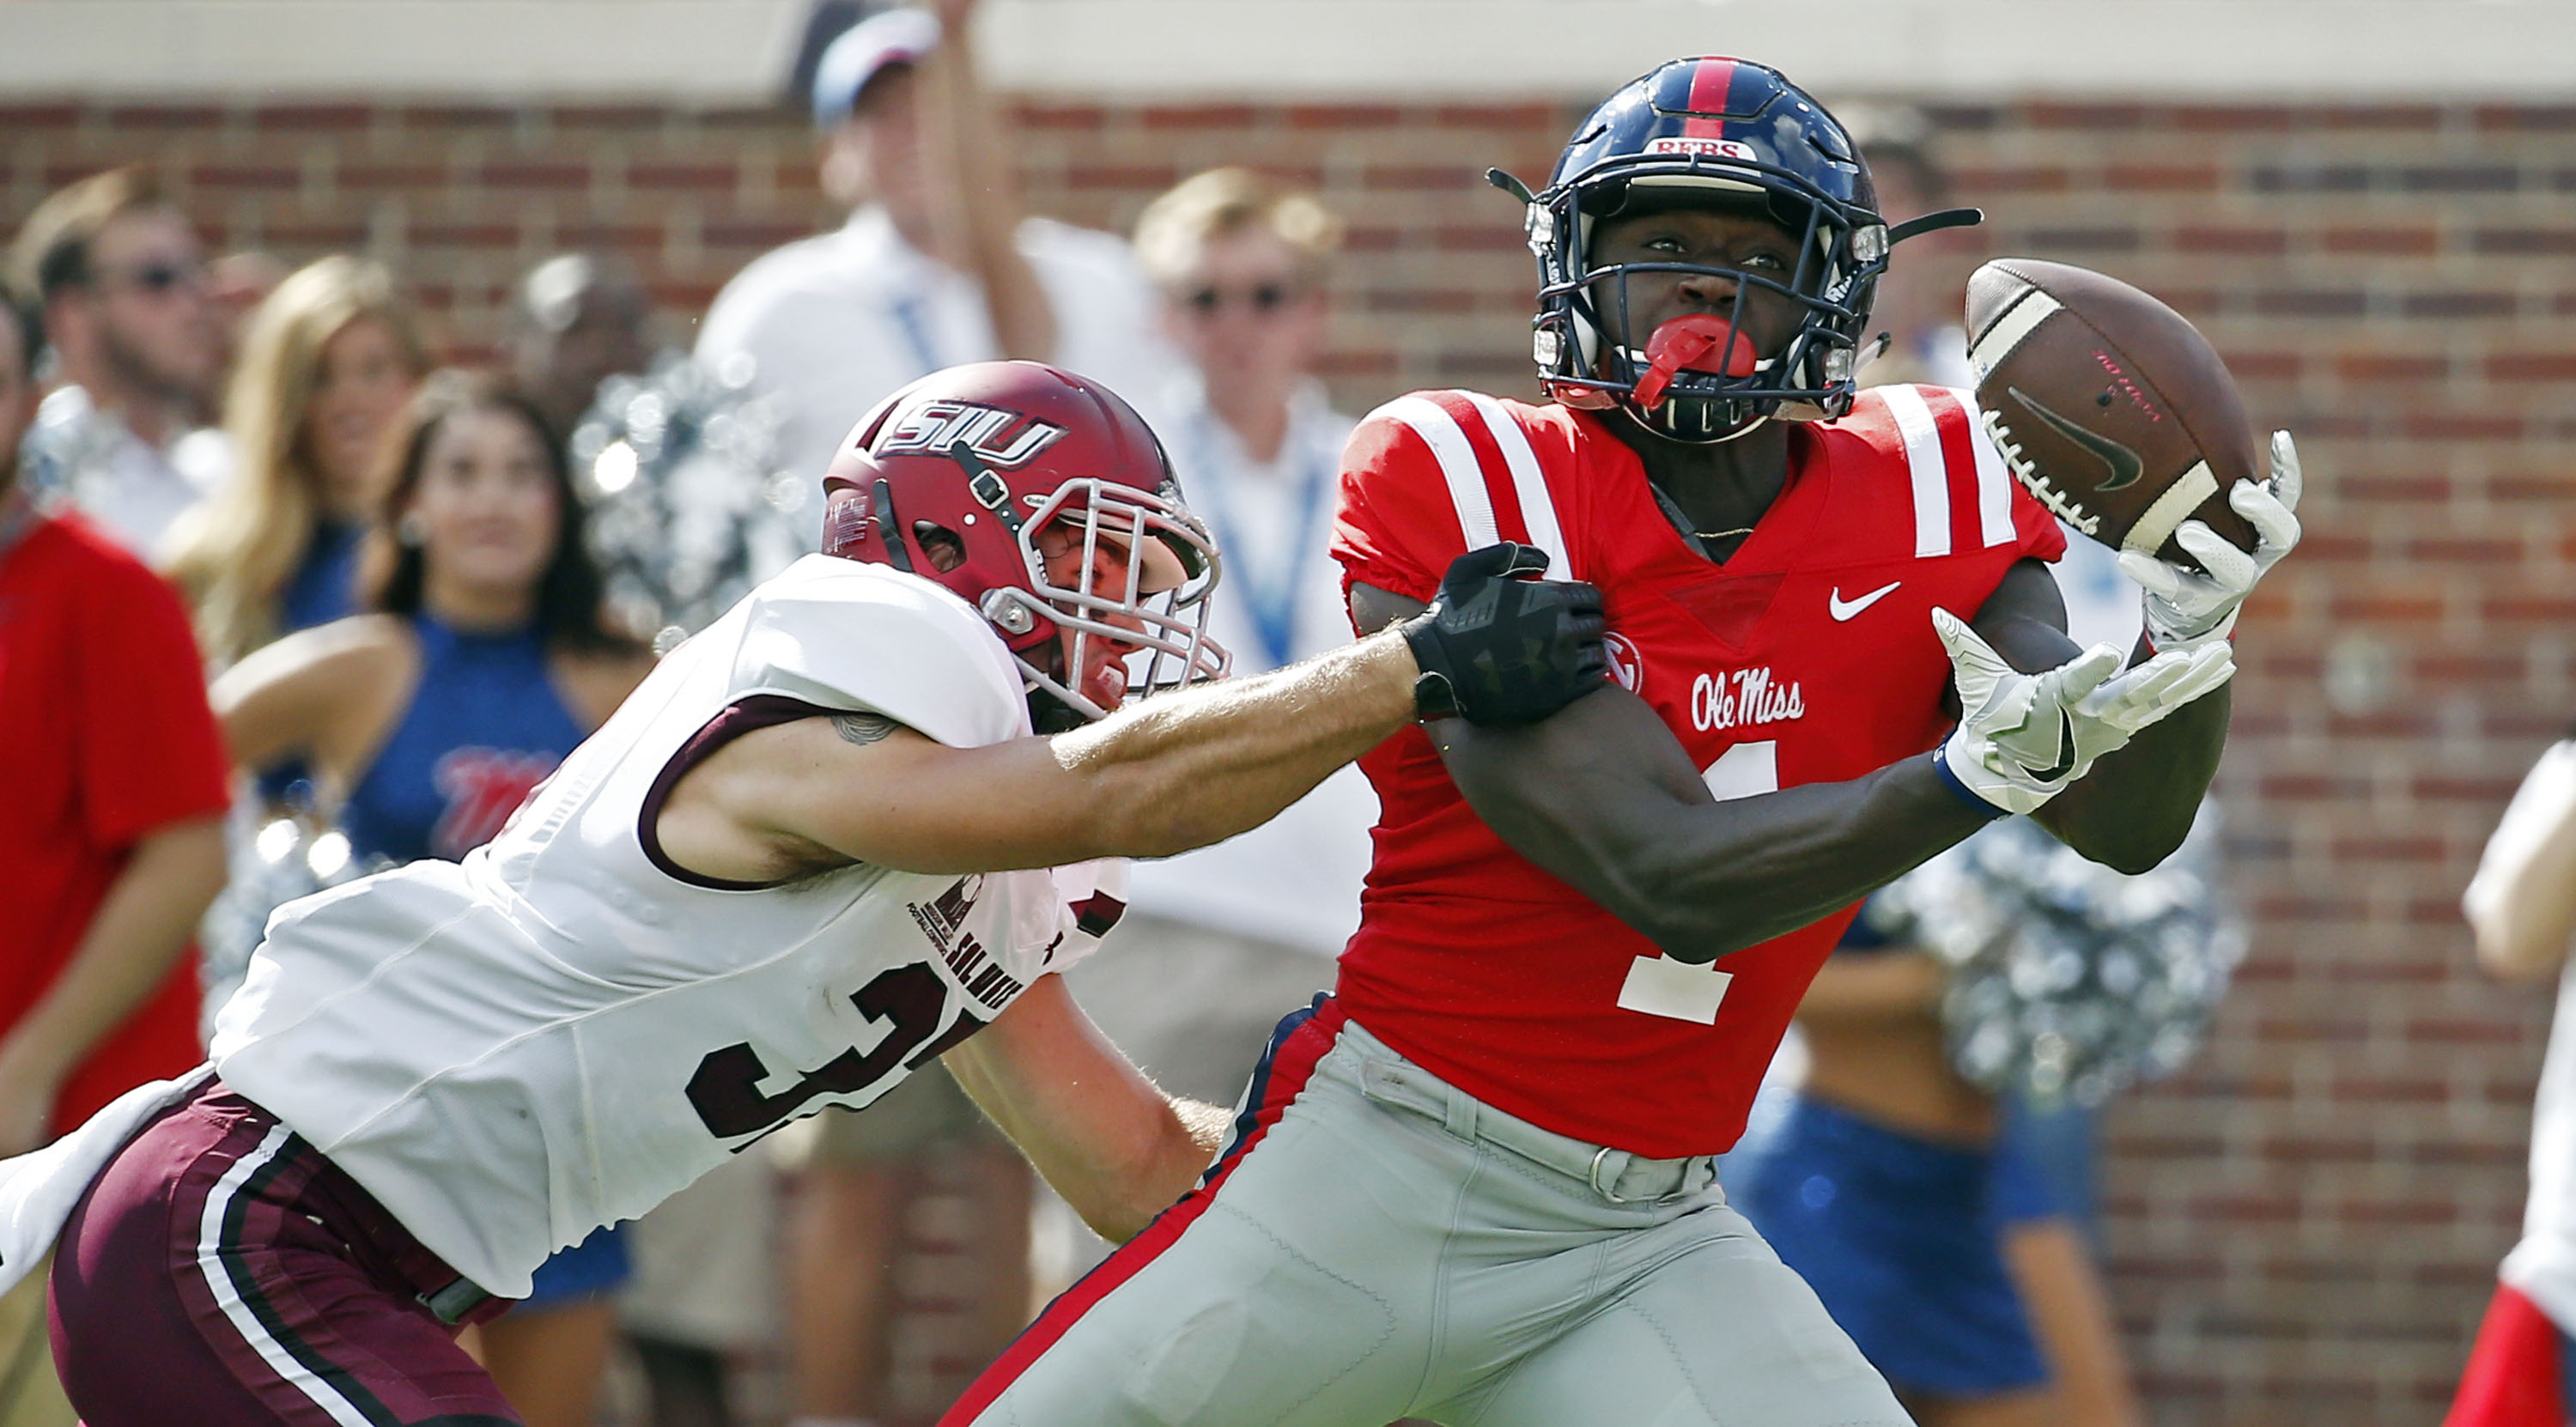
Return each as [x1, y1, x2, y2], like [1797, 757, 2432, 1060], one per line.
[197, 1121, 380, 1427]
[1879, 384, 1953, 558]
[1946, 387, 2018, 549]
[1374, 396, 1500, 552]
[1460, 392, 1571, 580]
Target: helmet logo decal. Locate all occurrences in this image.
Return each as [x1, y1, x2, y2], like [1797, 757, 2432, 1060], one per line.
[1645, 137, 1756, 161]
[878, 399, 1068, 470]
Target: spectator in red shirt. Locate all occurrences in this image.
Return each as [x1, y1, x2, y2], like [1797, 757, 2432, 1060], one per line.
[0, 283, 229, 1420]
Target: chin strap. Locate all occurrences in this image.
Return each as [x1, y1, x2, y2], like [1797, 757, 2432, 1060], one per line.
[950, 440, 1025, 537]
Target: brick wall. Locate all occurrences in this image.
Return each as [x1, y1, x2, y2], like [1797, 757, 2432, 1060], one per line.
[9, 96, 2573, 1425]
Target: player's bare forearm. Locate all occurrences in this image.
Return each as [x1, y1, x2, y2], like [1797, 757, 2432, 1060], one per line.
[1357, 578, 1990, 960]
[0, 817, 225, 1151]
[691, 632, 1419, 879]
[1044, 630, 1417, 859]
[1432, 688, 1992, 962]
[2032, 677, 2227, 873]
[946, 977, 1222, 1242]
[1967, 562, 2225, 871]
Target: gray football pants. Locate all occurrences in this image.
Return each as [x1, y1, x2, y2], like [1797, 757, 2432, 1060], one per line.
[946, 999, 1911, 1426]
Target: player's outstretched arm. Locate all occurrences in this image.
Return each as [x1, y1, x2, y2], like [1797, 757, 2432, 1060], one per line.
[1423, 681, 1994, 962]
[943, 975, 1228, 1242]
[1354, 572, 2229, 963]
[653, 638, 1417, 880]
[653, 546, 1606, 881]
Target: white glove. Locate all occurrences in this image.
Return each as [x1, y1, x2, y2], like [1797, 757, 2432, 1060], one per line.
[1933, 607, 2237, 816]
[2117, 429, 2304, 652]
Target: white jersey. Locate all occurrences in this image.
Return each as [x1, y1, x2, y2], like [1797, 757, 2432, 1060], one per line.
[201, 556, 1121, 1298]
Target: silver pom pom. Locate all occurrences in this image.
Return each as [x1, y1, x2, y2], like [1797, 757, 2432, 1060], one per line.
[1871, 804, 2246, 1108]
[570, 353, 805, 644]
[199, 816, 394, 1034]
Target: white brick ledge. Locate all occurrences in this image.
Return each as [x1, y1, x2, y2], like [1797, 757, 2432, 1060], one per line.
[1, 1, 2570, 102]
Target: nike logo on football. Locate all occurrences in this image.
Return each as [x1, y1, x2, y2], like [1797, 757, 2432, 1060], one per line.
[2019, 707, 2079, 783]
[1828, 581, 1901, 622]
[2008, 386, 2143, 493]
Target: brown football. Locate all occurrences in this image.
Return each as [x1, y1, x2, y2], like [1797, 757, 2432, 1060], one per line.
[1965, 258, 2259, 566]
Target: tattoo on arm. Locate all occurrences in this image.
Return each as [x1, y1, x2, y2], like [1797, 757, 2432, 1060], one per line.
[832, 712, 901, 747]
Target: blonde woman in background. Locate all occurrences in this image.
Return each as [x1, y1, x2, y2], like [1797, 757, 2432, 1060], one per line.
[167, 254, 424, 670]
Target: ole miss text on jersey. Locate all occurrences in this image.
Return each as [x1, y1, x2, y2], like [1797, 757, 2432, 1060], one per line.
[1330, 384, 2066, 1158]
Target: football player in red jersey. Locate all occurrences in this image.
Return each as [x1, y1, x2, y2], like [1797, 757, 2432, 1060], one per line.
[945, 60, 2294, 1427]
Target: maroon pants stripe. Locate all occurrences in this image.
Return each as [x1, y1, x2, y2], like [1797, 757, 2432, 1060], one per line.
[940, 994, 1347, 1424]
[48, 1082, 521, 1427]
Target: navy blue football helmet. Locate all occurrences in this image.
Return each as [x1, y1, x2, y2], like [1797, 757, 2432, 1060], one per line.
[1494, 57, 1977, 442]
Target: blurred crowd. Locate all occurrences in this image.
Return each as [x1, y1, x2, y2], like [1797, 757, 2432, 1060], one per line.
[0, 5, 2347, 1427]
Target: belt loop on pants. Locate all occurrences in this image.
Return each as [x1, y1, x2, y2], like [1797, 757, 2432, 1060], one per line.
[419, 1277, 495, 1326]
[1441, 1081, 1479, 1142]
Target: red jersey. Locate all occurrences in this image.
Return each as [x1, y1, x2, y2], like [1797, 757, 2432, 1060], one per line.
[0, 511, 229, 1128]
[1330, 386, 2066, 1157]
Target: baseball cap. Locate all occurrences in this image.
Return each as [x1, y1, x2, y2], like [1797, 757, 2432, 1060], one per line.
[811, 8, 942, 128]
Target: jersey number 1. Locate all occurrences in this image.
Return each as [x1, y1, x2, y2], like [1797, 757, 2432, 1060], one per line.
[686, 962, 978, 1140]
[1617, 741, 1777, 1024]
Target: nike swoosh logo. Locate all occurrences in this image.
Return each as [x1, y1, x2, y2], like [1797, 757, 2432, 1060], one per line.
[1828, 580, 1901, 622]
[2018, 707, 2078, 782]
[2008, 386, 2144, 493]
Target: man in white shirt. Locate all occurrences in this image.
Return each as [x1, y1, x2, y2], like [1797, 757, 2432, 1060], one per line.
[690, 9, 1175, 1422]
[694, 2, 1176, 523]
[7, 168, 228, 557]
[1068, 168, 1376, 1108]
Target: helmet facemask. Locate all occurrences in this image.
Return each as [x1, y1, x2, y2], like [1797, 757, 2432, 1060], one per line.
[1498, 57, 1965, 443]
[975, 470, 1228, 729]
[1538, 171, 1884, 444]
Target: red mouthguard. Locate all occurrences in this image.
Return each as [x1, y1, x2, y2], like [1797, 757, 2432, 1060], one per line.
[1631, 315, 1759, 410]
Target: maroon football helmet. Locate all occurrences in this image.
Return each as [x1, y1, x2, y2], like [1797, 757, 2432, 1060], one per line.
[821, 361, 1228, 726]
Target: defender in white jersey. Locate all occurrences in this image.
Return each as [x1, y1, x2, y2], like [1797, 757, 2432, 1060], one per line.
[11, 361, 1612, 1427]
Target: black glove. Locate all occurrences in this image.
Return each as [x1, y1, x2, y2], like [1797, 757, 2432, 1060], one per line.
[1398, 543, 1610, 726]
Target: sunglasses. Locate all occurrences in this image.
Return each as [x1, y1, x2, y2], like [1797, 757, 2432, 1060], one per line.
[1180, 281, 1305, 317]
[98, 259, 207, 298]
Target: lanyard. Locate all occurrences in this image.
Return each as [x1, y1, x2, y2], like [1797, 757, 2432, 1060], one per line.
[1183, 407, 1333, 671]
[888, 295, 942, 379]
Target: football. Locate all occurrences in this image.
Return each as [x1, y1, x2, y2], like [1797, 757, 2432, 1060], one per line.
[1964, 258, 2261, 566]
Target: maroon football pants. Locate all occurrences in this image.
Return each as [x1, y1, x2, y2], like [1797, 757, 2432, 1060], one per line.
[47, 1079, 521, 1426]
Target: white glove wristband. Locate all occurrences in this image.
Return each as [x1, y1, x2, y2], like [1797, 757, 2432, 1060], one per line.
[1934, 738, 2044, 817]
